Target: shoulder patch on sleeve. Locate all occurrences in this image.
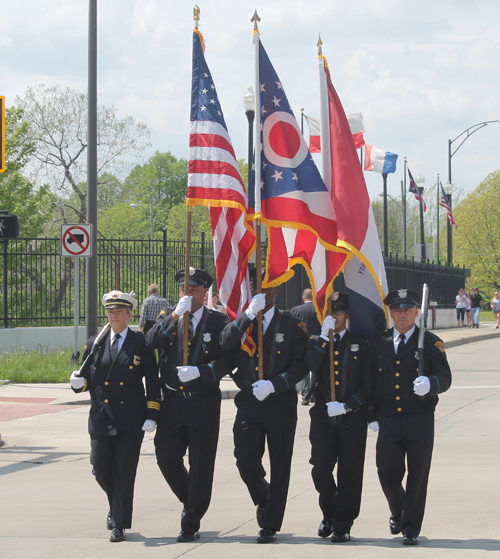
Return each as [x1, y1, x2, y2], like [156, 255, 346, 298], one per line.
[297, 321, 307, 334]
[435, 340, 445, 353]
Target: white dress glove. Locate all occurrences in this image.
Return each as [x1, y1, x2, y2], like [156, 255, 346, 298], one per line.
[320, 316, 336, 340]
[70, 370, 85, 389]
[245, 293, 266, 320]
[413, 376, 431, 396]
[177, 365, 201, 382]
[326, 401, 346, 417]
[252, 379, 275, 401]
[142, 419, 157, 433]
[174, 295, 192, 317]
[369, 421, 380, 432]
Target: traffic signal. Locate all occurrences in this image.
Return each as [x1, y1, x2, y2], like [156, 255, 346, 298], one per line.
[0, 211, 20, 239]
[0, 96, 4, 173]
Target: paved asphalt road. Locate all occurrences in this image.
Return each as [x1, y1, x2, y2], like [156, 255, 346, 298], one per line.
[0, 326, 499, 558]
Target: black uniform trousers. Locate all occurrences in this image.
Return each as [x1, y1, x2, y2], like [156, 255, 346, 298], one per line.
[376, 410, 435, 537]
[154, 387, 221, 534]
[233, 389, 298, 532]
[90, 430, 145, 529]
[309, 407, 367, 533]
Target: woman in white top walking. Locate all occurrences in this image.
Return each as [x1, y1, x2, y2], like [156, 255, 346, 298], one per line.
[455, 288, 467, 327]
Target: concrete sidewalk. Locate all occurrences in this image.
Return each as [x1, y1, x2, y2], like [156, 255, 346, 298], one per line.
[0, 327, 499, 558]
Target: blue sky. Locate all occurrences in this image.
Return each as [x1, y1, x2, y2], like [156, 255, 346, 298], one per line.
[1, 0, 499, 202]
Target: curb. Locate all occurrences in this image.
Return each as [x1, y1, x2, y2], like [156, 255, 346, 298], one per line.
[443, 331, 500, 349]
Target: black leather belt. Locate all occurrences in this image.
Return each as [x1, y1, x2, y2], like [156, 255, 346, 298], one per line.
[166, 389, 202, 399]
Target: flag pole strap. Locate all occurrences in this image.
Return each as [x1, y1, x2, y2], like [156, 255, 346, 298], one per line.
[329, 297, 336, 401]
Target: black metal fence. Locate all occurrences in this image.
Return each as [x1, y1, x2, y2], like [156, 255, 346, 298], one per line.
[1, 235, 469, 327]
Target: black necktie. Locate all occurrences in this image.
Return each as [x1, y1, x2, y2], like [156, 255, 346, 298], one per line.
[188, 315, 194, 340]
[396, 333, 405, 356]
[334, 333, 340, 343]
[110, 334, 120, 361]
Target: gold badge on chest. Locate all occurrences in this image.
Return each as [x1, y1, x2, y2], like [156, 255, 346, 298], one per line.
[133, 355, 141, 366]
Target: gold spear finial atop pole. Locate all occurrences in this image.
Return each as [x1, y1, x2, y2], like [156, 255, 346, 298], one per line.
[317, 34, 323, 56]
[251, 10, 261, 32]
[194, 5, 200, 28]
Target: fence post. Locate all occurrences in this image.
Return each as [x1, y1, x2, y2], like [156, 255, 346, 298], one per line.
[201, 231, 206, 271]
[2, 240, 8, 328]
[115, 245, 120, 290]
[162, 229, 167, 299]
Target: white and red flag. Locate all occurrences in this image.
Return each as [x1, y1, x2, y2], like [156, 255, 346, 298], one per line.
[249, 36, 347, 321]
[304, 112, 365, 152]
[188, 29, 256, 324]
[318, 54, 388, 339]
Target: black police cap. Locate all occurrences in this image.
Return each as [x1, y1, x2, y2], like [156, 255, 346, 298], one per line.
[175, 267, 213, 289]
[331, 292, 349, 311]
[384, 289, 420, 309]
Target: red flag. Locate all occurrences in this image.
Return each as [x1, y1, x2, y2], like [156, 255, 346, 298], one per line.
[318, 55, 388, 338]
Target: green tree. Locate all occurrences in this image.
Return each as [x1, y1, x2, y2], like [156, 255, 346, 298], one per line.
[16, 84, 150, 222]
[0, 107, 52, 236]
[165, 202, 212, 241]
[453, 170, 500, 293]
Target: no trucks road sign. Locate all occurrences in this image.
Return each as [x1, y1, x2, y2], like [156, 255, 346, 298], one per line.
[61, 224, 93, 257]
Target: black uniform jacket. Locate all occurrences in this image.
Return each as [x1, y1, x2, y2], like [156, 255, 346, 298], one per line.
[73, 328, 161, 435]
[368, 327, 452, 420]
[220, 308, 308, 395]
[145, 306, 233, 393]
[290, 302, 321, 336]
[305, 331, 374, 413]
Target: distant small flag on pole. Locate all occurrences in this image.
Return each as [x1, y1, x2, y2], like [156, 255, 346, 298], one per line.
[304, 114, 321, 153]
[305, 112, 365, 153]
[364, 144, 398, 174]
[408, 167, 427, 212]
[346, 112, 365, 149]
[439, 181, 457, 229]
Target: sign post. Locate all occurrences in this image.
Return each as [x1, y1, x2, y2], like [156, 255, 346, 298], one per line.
[61, 224, 93, 362]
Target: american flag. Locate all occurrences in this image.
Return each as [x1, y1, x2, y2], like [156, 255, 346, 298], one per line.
[249, 37, 347, 321]
[408, 166, 427, 212]
[187, 29, 256, 322]
[439, 181, 457, 229]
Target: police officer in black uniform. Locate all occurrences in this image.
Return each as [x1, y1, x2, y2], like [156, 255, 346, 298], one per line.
[220, 268, 309, 543]
[145, 267, 233, 543]
[70, 290, 161, 543]
[305, 292, 373, 543]
[368, 289, 452, 545]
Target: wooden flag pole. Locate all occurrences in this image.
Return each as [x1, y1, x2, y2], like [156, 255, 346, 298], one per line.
[183, 205, 193, 366]
[329, 296, 336, 401]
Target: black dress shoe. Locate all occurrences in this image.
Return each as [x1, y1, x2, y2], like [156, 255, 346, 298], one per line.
[256, 528, 277, 543]
[389, 515, 402, 535]
[107, 511, 113, 531]
[331, 531, 350, 542]
[403, 535, 419, 545]
[109, 528, 126, 542]
[177, 530, 200, 543]
[318, 519, 334, 538]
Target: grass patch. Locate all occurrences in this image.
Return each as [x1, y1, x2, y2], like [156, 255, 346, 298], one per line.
[0, 347, 76, 383]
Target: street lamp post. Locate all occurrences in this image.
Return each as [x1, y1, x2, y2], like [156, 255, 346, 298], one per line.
[447, 120, 500, 265]
[415, 172, 426, 262]
[243, 87, 255, 190]
[378, 191, 404, 256]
